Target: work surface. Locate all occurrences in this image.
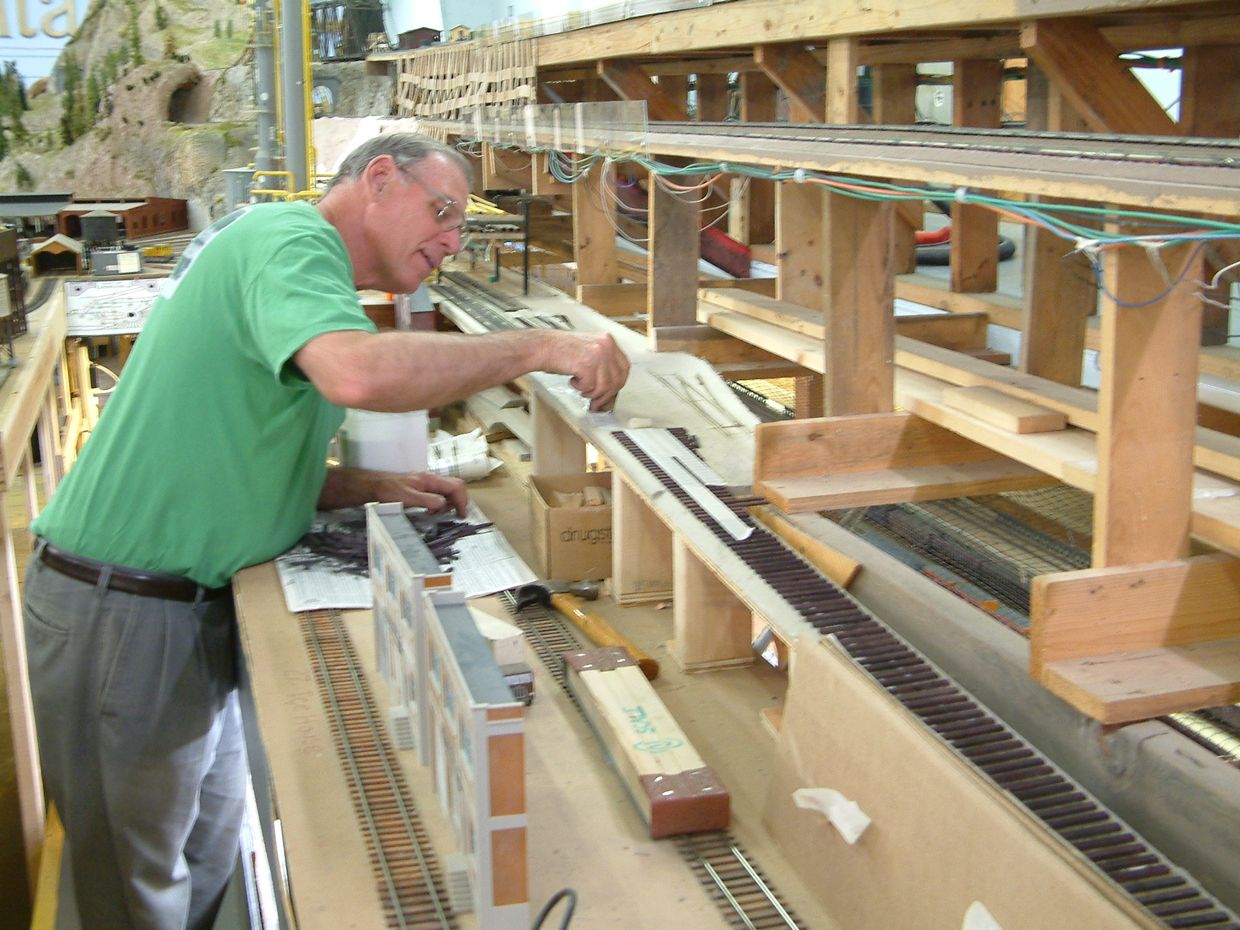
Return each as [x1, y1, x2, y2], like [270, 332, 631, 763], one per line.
[233, 455, 836, 930]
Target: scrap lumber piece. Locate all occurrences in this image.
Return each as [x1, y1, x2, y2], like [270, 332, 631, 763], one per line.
[942, 385, 1067, 434]
[563, 647, 729, 837]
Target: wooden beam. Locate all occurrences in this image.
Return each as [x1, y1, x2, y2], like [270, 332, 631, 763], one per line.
[950, 59, 1002, 295]
[749, 506, 862, 588]
[870, 62, 917, 125]
[1093, 241, 1203, 567]
[651, 323, 795, 367]
[648, 178, 701, 332]
[655, 73, 690, 113]
[571, 160, 619, 288]
[775, 182, 824, 312]
[754, 43, 824, 123]
[825, 38, 860, 124]
[894, 311, 987, 352]
[597, 60, 689, 121]
[1020, 17, 1179, 135]
[1179, 45, 1240, 138]
[823, 193, 895, 415]
[482, 144, 532, 191]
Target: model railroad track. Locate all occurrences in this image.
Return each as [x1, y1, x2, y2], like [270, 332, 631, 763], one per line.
[613, 431, 1240, 930]
[676, 832, 805, 930]
[502, 590, 809, 929]
[301, 608, 457, 930]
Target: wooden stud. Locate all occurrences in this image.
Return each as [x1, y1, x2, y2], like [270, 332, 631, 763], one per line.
[1093, 241, 1204, 567]
[571, 160, 618, 289]
[656, 74, 689, 113]
[870, 63, 917, 125]
[733, 71, 777, 246]
[823, 192, 895, 416]
[1020, 203, 1096, 386]
[671, 536, 754, 672]
[530, 392, 586, 477]
[648, 176, 702, 334]
[825, 38, 860, 124]
[1180, 45, 1240, 138]
[775, 181, 824, 312]
[950, 59, 1002, 295]
[611, 475, 674, 604]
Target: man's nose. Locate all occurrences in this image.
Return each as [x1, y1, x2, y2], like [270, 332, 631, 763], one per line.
[441, 225, 463, 255]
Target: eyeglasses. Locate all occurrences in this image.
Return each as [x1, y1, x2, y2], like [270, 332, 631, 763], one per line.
[402, 171, 467, 232]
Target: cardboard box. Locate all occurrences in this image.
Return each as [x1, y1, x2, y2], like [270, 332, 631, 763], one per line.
[529, 472, 612, 581]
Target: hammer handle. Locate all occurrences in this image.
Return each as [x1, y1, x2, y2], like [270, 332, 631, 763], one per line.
[551, 592, 660, 680]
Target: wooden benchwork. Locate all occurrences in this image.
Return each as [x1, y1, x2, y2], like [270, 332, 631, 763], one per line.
[563, 647, 730, 838]
[897, 337, 1240, 483]
[754, 412, 1055, 513]
[896, 366, 1240, 559]
[1030, 555, 1240, 723]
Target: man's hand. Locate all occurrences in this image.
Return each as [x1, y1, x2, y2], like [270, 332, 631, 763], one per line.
[555, 332, 630, 412]
[319, 465, 468, 515]
[374, 471, 469, 516]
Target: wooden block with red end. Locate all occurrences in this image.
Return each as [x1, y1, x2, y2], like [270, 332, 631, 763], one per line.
[563, 648, 730, 838]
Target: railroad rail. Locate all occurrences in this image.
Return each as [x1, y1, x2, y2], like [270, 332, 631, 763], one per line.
[301, 608, 457, 930]
[613, 430, 1240, 929]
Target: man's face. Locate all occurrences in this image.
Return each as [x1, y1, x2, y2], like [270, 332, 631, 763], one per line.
[371, 153, 468, 293]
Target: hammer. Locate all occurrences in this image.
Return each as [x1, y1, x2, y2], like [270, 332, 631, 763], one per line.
[515, 581, 660, 680]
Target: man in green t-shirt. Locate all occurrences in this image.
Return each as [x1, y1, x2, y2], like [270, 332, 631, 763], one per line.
[24, 132, 629, 929]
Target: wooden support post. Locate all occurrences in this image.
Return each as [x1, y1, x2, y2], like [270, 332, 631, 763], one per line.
[823, 193, 895, 416]
[1021, 18, 1179, 135]
[872, 64, 920, 272]
[611, 475, 674, 604]
[733, 72, 777, 246]
[1093, 241, 1204, 567]
[1180, 46, 1240, 139]
[571, 160, 618, 290]
[695, 72, 729, 121]
[950, 59, 1002, 295]
[825, 38, 859, 124]
[671, 537, 754, 672]
[530, 392, 586, 477]
[777, 180, 826, 417]
[648, 176, 701, 335]
[1019, 208, 1096, 386]
[530, 151, 572, 198]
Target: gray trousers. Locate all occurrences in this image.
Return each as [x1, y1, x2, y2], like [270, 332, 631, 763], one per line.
[23, 552, 247, 930]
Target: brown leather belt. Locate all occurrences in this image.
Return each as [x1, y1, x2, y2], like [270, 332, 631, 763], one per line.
[37, 540, 232, 603]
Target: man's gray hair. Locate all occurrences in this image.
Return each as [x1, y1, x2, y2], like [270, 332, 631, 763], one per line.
[325, 133, 471, 192]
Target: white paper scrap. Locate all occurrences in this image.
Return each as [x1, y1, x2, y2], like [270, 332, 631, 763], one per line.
[792, 787, 871, 845]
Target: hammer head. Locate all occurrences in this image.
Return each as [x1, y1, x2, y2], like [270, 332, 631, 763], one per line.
[513, 579, 600, 610]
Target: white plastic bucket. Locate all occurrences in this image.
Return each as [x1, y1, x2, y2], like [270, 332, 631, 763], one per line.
[339, 408, 429, 473]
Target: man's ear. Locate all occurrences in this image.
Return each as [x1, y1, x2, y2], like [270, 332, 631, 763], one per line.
[363, 154, 397, 195]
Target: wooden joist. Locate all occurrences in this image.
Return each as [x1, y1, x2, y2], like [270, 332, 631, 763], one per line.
[1030, 555, 1240, 723]
[563, 647, 730, 837]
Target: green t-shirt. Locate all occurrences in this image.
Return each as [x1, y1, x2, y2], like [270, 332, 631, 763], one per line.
[32, 201, 377, 587]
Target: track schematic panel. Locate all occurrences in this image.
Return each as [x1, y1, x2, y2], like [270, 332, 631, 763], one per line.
[64, 277, 165, 336]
